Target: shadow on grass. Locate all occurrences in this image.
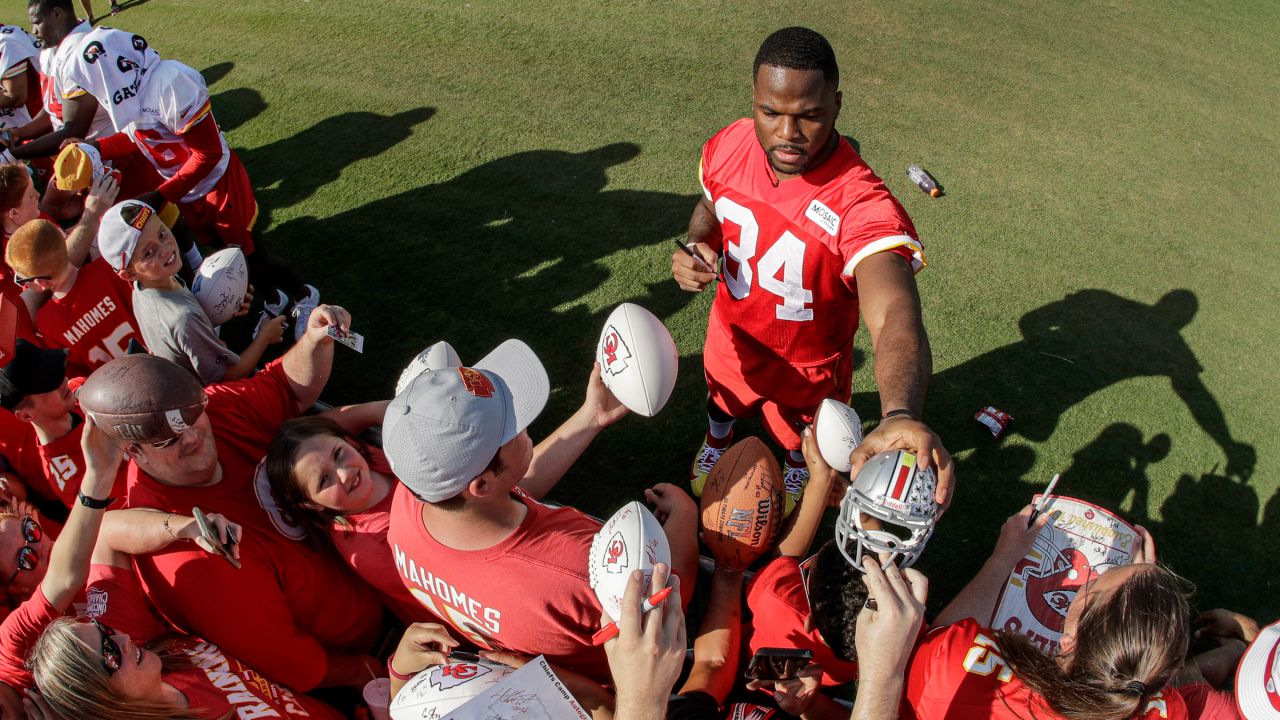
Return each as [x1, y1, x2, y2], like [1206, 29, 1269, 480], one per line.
[267, 141, 700, 425]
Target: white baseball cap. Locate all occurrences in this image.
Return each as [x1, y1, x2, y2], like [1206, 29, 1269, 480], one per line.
[98, 200, 156, 271]
[383, 339, 549, 502]
[1237, 620, 1280, 719]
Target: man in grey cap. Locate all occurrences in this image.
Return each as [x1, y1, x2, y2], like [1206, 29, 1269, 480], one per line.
[384, 340, 631, 683]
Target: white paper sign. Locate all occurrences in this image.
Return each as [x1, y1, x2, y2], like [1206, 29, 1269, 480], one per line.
[443, 656, 590, 720]
[990, 496, 1139, 655]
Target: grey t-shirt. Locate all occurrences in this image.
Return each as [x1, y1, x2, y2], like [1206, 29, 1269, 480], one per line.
[132, 279, 238, 386]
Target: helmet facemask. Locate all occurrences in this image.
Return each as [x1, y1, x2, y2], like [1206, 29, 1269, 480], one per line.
[834, 450, 939, 572]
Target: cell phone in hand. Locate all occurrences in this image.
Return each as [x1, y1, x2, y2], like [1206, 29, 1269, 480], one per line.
[744, 647, 813, 681]
[193, 507, 240, 569]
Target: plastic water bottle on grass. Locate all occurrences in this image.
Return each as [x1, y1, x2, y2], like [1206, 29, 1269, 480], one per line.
[907, 164, 941, 197]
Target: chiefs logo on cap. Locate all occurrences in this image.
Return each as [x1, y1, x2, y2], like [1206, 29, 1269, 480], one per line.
[457, 368, 494, 398]
[128, 205, 153, 231]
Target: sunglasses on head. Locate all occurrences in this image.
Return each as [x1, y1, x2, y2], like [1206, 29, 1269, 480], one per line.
[6, 516, 41, 585]
[12, 274, 50, 287]
[88, 618, 122, 675]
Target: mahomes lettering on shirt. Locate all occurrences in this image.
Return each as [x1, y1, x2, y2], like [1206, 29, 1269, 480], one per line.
[61, 295, 119, 345]
[393, 543, 502, 635]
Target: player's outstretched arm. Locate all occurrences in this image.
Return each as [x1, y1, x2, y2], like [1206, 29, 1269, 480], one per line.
[931, 505, 1049, 628]
[11, 94, 99, 160]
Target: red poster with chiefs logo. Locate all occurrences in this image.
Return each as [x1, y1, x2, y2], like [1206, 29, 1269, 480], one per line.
[990, 496, 1138, 655]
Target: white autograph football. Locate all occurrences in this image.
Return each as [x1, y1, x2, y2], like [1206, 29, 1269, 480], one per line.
[190, 248, 248, 327]
[390, 658, 515, 719]
[814, 398, 864, 473]
[596, 303, 678, 417]
[588, 501, 671, 622]
[395, 340, 463, 396]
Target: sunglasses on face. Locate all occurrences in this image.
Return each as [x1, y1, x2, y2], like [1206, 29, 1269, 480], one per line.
[6, 516, 41, 584]
[12, 274, 50, 287]
[89, 618, 122, 675]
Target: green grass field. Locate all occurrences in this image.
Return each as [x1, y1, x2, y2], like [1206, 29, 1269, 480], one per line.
[13, 0, 1276, 619]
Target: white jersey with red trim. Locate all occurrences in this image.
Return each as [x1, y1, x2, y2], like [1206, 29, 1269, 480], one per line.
[0, 25, 39, 129]
[57, 26, 160, 132]
[39, 21, 113, 137]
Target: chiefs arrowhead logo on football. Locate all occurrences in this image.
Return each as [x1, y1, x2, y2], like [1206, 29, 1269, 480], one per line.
[428, 662, 492, 691]
[599, 326, 632, 376]
[604, 532, 628, 573]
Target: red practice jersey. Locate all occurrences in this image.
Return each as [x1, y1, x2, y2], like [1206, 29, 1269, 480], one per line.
[902, 619, 1188, 720]
[698, 118, 923, 370]
[34, 259, 141, 378]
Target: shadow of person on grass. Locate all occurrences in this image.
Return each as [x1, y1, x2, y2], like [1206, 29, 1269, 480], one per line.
[267, 141, 699, 432]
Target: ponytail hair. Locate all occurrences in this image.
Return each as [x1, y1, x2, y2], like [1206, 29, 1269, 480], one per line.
[995, 564, 1191, 720]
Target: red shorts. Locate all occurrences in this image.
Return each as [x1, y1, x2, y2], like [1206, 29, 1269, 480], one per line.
[703, 334, 853, 451]
[178, 152, 258, 254]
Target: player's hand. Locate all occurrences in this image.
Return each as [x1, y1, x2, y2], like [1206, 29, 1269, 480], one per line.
[994, 505, 1050, 566]
[856, 558, 928, 683]
[644, 483, 696, 525]
[304, 304, 350, 343]
[258, 315, 287, 345]
[671, 241, 718, 292]
[1194, 608, 1261, 645]
[604, 564, 685, 712]
[1131, 524, 1157, 564]
[83, 171, 120, 217]
[581, 361, 628, 430]
[746, 663, 823, 715]
[390, 623, 460, 678]
[850, 416, 955, 512]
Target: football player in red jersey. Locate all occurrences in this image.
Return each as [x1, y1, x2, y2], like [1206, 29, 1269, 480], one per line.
[672, 27, 953, 514]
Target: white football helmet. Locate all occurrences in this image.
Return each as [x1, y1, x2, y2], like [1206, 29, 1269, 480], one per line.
[835, 449, 939, 572]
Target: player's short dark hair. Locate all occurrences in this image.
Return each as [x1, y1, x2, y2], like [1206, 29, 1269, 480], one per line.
[807, 539, 867, 662]
[753, 27, 839, 86]
[27, 0, 74, 13]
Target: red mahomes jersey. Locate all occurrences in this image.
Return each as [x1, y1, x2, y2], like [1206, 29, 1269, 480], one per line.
[699, 118, 924, 367]
[34, 259, 141, 378]
[901, 619, 1188, 720]
[35, 389, 129, 509]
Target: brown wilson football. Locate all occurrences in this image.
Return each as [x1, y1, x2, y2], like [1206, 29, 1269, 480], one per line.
[699, 436, 784, 571]
[78, 355, 207, 443]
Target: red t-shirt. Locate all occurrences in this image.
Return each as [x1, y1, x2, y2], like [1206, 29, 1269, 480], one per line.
[33, 378, 128, 509]
[0, 409, 45, 497]
[0, 587, 61, 690]
[745, 556, 859, 687]
[698, 118, 922, 371]
[87, 564, 340, 719]
[387, 484, 608, 681]
[126, 360, 382, 691]
[328, 465, 425, 624]
[1177, 682, 1242, 720]
[902, 618, 1188, 720]
[34, 259, 141, 378]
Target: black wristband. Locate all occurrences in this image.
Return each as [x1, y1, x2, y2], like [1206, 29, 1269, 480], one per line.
[77, 492, 114, 510]
[882, 408, 918, 421]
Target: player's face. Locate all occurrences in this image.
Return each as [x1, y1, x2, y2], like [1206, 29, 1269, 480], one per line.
[130, 412, 220, 486]
[127, 217, 180, 282]
[28, 5, 66, 49]
[752, 65, 842, 180]
[293, 434, 379, 514]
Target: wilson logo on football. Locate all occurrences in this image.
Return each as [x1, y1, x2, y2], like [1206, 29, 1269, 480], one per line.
[600, 326, 632, 375]
[428, 662, 491, 691]
[457, 368, 494, 398]
[604, 532, 628, 572]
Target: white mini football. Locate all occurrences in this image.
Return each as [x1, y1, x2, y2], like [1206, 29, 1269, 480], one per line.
[395, 340, 462, 396]
[190, 248, 248, 327]
[597, 303, 678, 417]
[815, 398, 864, 473]
[390, 658, 515, 720]
[589, 501, 671, 622]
